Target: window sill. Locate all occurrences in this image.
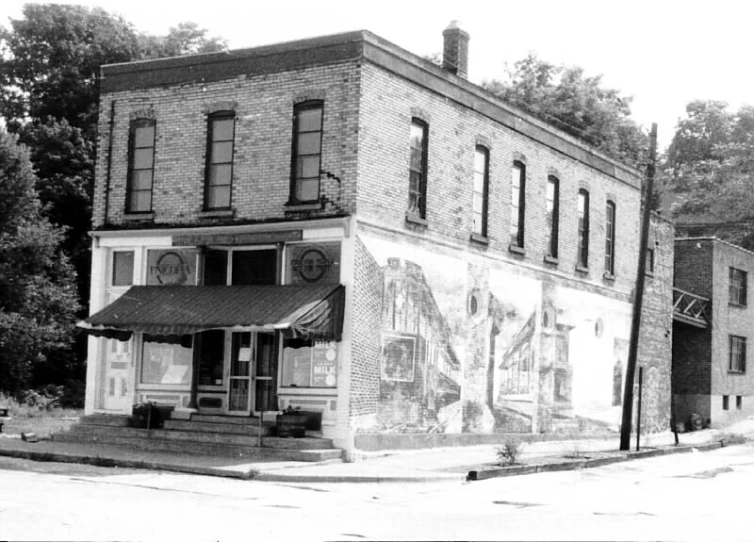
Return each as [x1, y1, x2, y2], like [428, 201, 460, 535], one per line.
[729, 302, 748, 309]
[405, 213, 428, 227]
[123, 212, 155, 221]
[544, 255, 559, 265]
[728, 370, 746, 375]
[508, 244, 525, 256]
[199, 209, 235, 219]
[575, 265, 589, 275]
[284, 202, 322, 212]
[602, 272, 616, 282]
[469, 233, 489, 245]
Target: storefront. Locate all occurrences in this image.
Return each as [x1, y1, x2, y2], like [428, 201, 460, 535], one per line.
[80, 229, 346, 430]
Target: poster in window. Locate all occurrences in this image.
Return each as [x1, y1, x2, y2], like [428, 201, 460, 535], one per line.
[381, 334, 416, 382]
[311, 341, 338, 387]
[290, 345, 312, 387]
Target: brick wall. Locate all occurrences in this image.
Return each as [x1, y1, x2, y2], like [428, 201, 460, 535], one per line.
[356, 62, 641, 298]
[636, 214, 674, 432]
[93, 60, 361, 228]
[349, 235, 383, 429]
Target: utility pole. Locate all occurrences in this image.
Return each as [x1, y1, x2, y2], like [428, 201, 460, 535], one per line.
[620, 123, 657, 451]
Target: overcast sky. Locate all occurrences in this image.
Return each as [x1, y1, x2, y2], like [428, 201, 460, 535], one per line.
[3, 0, 753, 150]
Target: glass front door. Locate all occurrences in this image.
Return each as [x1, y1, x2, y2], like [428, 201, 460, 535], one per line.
[227, 332, 278, 415]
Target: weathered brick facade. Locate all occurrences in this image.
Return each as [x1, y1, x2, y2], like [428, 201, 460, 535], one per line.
[84, 26, 674, 456]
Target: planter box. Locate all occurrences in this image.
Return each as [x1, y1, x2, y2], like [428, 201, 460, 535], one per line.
[276, 414, 308, 438]
[131, 403, 174, 429]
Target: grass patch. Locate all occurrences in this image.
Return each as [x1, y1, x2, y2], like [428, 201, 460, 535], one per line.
[1, 393, 82, 439]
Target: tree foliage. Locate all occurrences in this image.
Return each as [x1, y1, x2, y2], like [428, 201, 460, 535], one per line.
[483, 53, 648, 168]
[0, 131, 80, 393]
[661, 100, 754, 248]
[0, 4, 227, 389]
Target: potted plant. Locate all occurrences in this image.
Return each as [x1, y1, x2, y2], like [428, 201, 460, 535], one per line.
[276, 406, 308, 438]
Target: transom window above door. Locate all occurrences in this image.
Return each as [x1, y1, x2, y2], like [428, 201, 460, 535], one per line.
[203, 248, 278, 285]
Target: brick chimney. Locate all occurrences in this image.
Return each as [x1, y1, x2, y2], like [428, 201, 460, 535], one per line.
[442, 21, 470, 78]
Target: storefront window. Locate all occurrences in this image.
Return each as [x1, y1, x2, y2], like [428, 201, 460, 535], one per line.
[141, 336, 192, 385]
[198, 330, 225, 386]
[281, 338, 338, 388]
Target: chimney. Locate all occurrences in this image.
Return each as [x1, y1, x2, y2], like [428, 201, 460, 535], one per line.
[442, 21, 470, 78]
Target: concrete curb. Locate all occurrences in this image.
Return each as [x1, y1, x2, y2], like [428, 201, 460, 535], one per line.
[0, 448, 257, 480]
[253, 472, 468, 484]
[466, 438, 746, 482]
[0, 435, 748, 484]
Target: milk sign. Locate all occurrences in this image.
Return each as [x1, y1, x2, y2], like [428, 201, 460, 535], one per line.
[146, 249, 198, 286]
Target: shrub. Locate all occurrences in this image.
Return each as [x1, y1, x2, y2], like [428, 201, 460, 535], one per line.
[496, 437, 524, 466]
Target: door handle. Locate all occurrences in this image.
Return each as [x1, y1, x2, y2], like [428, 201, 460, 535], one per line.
[255, 376, 273, 381]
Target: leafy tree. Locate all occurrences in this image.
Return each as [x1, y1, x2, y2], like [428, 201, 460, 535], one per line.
[0, 130, 79, 393]
[661, 100, 754, 248]
[483, 53, 648, 167]
[0, 5, 227, 388]
[139, 21, 228, 59]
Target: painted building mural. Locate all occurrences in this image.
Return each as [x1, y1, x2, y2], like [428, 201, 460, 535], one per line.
[360, 231, 634, 435]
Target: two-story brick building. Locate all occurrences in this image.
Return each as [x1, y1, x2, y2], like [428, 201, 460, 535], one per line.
[673, 238, 754, 428]
[79, 23, 672, 457]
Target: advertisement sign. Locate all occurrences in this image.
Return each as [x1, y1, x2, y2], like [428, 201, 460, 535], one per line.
[146, 249, 198, 285]
[311, 341, 338, 387]
[287, 243, 341, 285]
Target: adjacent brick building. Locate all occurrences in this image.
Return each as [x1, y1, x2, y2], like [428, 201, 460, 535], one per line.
[673, 238, 754, 428]
[81, 24, 673, 458]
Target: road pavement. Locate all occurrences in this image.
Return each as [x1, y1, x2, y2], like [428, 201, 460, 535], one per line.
[2, 443, 754, 541]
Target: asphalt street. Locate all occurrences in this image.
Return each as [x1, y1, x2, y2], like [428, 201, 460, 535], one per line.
[2, 443, 754, 541]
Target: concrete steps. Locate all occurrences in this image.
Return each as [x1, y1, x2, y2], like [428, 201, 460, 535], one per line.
[54, 414, 341, 463]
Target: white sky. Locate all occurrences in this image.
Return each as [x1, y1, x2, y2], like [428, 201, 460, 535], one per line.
[2, 0, 753, 150]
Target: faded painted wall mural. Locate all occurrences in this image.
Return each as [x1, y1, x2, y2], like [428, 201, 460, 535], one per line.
[361, 231, 633, 435]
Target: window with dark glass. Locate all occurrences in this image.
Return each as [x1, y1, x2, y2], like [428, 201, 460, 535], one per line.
[203, 249, 229, 286]
[112, 251, 134, 286]
[291, 101, 323, 203]
[730, 335, 746, 373]
[204, 111, 235, 210]
[198, 330, 225, 386]
[126, 119, 156, 213]
[408, 119, 428, 219]
[231, 249, 277, 286]
[605, 200, 616, 275]
[546, 176, 559, 258]
[730, 267, 747, 306]
[472, 146, 489, 236]
[577, 189, 590, 268]
[647, 247, 655, 274]
[510, 161, 526, 248]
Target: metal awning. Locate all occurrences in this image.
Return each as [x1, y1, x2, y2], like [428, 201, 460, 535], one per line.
[78, 284, 345, 341]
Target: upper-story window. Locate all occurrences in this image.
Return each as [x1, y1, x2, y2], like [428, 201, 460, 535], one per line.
[472, 146, 490, 237]
[291, 101, 324, 204]
[605, 200, 616, 275]
[730, 335, 747, 373]
[577, 189, 590, 269]
[126, 119, 156, 213]
[730, 267, 748, 306]
[204, 111, 235, 210]
[546, 176, 559, 258]
[510, 161, 526, 249]
[408, 119, 428, 219]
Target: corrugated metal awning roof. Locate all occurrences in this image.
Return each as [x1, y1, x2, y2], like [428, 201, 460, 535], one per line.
[78, 284, 344, 341]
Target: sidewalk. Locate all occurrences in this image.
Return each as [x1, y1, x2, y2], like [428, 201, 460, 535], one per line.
[1, 421, 752, 483]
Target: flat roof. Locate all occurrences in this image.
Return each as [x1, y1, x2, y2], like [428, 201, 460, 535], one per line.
[101, 29, 641, 187]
